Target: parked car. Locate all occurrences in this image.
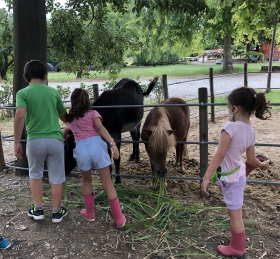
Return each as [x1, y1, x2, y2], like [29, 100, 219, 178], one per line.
[47, 63, 54, 72]
[54, 62, 64, 72]
[215, 59, 223, 65]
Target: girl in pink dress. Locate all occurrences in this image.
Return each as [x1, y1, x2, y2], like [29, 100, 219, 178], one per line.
[63, 88, 126, 227]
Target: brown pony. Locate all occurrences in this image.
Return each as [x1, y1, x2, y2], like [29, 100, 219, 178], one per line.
[141, 97, 190, 177]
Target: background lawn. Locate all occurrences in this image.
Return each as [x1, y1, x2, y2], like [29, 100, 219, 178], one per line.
[47, 61, 280, 82]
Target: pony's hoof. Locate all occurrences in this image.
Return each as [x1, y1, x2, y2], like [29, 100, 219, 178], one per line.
[178, 169, 186, 174]
[128, 157, 140, 163]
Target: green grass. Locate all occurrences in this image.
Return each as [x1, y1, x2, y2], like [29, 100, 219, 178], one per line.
[265, 89, 280, 104]
[184, 89, 280, 112]
[47, 61, 279, 82]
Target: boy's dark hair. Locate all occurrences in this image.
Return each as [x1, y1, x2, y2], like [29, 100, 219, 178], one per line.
[23, 59, 48, 82]
[67, 88, 92, 123]
[228, 87, 271, 120]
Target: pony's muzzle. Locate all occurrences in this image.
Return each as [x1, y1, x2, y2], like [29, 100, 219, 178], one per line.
[156, 169, 167, 177]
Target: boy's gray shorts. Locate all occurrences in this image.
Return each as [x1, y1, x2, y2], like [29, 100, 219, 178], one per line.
[26, 138, 66, 184]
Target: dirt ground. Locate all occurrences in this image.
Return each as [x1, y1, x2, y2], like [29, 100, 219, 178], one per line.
[1, 108, 280, 259]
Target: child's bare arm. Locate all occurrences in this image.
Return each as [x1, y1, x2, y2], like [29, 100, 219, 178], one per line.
[246, 146, 270, 170]
[201, 130, 230, 195]
[93, 118, 119, 160]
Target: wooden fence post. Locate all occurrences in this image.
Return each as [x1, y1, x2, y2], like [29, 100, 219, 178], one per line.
[0, 131, 5, 171]
[92, 84, 99, 102]
[244, 63, 248, 87]
[209, 68, 215, 122]
[199, 87, 209, 197]
[162, 74, 169, 100]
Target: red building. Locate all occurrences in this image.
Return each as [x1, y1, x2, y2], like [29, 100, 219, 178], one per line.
[260, 42, 280, 60]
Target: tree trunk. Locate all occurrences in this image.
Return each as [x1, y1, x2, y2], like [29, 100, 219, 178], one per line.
[0, 52, 13, 80]
[0, 52, 9, 80]
[76, 71, 82, 79]
[13, 0, 47, 175]
[222, 32, 233, 73]
[0, 68, 7, 80]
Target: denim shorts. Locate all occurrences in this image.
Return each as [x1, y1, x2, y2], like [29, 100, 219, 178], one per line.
[27, 138, 66, 184]
[219, 174, 246, 210]
[73, 136, 111, 171]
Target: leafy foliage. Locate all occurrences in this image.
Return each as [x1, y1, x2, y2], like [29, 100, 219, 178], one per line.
[0, 79, 13, 119]
[48, 6, 132, 78]
[55, 85, 71, 101]
[245, 0, 280, 27]
[0, 8, 13, 79]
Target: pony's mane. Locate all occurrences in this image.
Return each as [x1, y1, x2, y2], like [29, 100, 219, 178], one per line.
[149, 107, 176, 153]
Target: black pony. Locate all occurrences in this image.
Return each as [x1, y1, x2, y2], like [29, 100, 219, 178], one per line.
[65, 77, 158, 184]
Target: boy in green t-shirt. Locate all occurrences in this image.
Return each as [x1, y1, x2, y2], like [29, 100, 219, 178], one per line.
[14, 59, 67, 223]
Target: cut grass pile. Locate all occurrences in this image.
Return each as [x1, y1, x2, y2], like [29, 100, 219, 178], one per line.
[58, 180, 256, 258]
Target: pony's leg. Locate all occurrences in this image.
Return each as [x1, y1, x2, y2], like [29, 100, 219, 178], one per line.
[129, 124, 141, 162]
[111, 133, 122, 184]
[106, 143, 113, 178]
[114, 140, 121, 184]
[176, 144, 186, 174]
[175, 145, 180, 167]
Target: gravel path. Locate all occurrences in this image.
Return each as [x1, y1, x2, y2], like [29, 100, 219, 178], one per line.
[48, 72, 280, 101]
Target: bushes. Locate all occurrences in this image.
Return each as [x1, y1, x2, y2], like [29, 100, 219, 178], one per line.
[0, 80, 13, 119]
[135, 51, 180, 66]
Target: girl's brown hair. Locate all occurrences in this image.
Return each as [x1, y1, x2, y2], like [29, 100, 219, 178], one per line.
[228, 87, 271, 120]
[66, 88, 92, 122]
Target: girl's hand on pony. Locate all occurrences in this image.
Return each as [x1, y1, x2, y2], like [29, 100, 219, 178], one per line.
[111, 146, 119, 160]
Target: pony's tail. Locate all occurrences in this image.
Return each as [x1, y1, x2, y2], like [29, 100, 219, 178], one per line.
[143, 76, 159, 96]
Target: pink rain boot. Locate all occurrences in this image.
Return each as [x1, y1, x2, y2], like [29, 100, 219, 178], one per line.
[109, 198, 126, 228]
[80, 193, 95, 221]
[217, 229, 246, 259]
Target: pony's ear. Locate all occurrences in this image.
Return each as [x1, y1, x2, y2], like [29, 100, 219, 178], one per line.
[166, 130, 175, 135]
[142, 128, 153, 137]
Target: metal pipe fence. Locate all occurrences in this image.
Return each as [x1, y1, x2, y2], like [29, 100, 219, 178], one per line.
[1, 70, 280, 186]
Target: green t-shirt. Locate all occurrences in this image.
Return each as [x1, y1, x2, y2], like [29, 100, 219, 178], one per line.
[16, 83, 66, 141]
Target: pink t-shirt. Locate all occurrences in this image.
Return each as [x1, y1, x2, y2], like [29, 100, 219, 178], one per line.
[217, 121, 256, 183]
[65, 110, 102, 142]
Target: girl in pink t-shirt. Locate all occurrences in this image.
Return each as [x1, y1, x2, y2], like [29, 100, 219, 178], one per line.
[63, 88, 126, 228]
[201, 87, 271, 258]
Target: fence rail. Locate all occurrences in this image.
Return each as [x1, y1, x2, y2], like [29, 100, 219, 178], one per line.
[1, 66, 279, 188]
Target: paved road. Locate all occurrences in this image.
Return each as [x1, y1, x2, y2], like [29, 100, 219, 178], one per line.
[48, 72, 280, 101]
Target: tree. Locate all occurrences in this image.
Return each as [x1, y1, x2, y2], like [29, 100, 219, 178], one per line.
[132, 8, 203, 65]
[243, 0, 280, 91]
[0, 8, 13, 80]
[203, 0, 236, 73]
[48, 0, 207, 78]
[48, 6, 133, 78]
[13, 0, 47, 174]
